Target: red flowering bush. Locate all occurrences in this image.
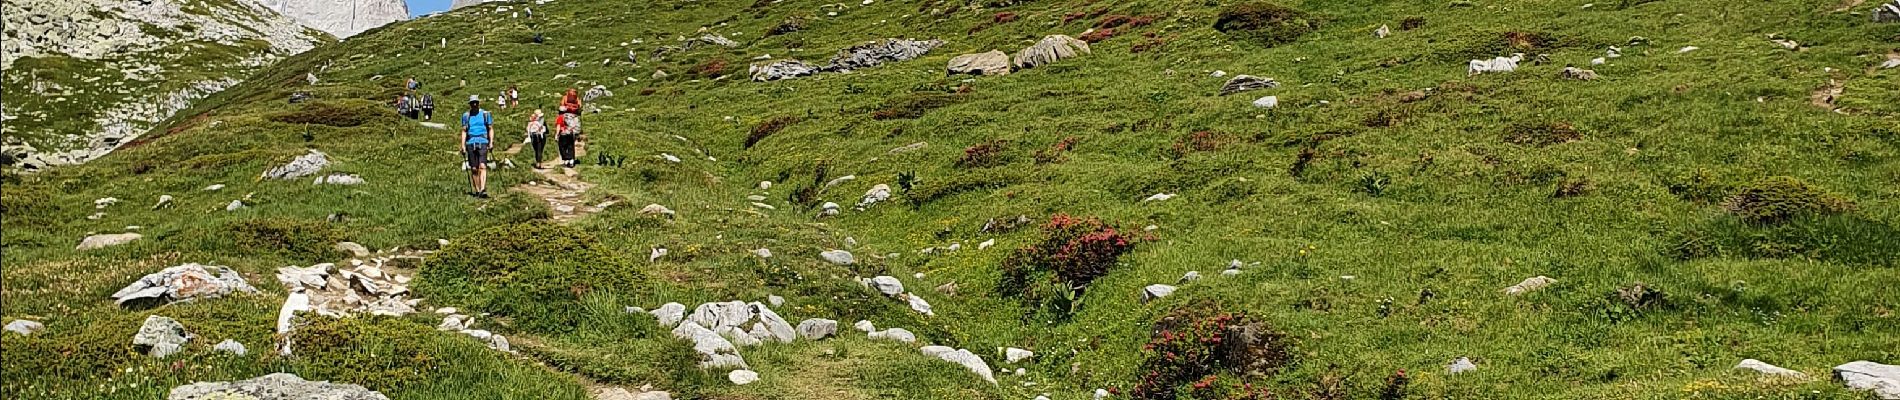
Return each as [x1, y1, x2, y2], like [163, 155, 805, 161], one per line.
[1000, 214, 1144, 317]
[957, 140, 1010, 168]
[1132, 304, 1295, 400]
[1080, 28, 1121, 43]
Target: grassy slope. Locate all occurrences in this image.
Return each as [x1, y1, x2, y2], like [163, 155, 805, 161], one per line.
[4, 0, 1899, 399]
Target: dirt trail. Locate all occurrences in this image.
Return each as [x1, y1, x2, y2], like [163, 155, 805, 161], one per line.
[504, 143, 608, 224]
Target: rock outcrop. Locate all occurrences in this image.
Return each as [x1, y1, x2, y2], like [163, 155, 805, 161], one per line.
[168, 373, 389, 400]
[1013, 35, 1090, 70]
[256, 0, 410, 38]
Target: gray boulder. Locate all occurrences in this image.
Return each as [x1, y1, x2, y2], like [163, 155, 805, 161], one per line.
[167, 373, 389, 400]
[1219, 75, 1279, 96]
[821, 250, 856, 266]
[5, 319, 44, 336]
[111, 263, 259, 306]
[1013, 35, 1090, 70]
[823, 39, 944, 72]
[869, 276, 906, 295]
[1834, 361, 1900, 399]
[1503, 276, 1556, 295]
[1876, 0, 1900, 23]
[133, 315, 192, 358]
[948, 51, 1011, 76]
[749, 60, 817, 81]
[261, 149, 330, 180]
[1141, 284, 1176, 303]
[797, 318, 838, 340]
[651, 302, 686, 326]
[930, 348, 997, 384]
[749, 302, 798, 343]
[584, 85, 614, 102]
[77, 232, 142, 250]
[688, 301, 754, 330]
[868, 327, 916, 343]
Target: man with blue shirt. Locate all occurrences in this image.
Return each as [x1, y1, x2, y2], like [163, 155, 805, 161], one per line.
[460, 95, 494, 198]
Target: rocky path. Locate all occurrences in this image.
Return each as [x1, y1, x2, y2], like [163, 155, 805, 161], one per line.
[506, 145, 608, 223]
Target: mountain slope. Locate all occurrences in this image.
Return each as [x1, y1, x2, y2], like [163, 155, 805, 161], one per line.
[256, 0, 411, 39]
[3, 0, 1898, 399]
[0, 0, 329, 169]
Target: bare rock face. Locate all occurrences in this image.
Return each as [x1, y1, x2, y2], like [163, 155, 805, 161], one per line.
[948, 51, 1011, 76]
[1, 0, 325, 170]
[256, 0, 409, 39]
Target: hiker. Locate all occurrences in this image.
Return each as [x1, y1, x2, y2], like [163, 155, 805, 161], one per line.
[406, 76, 419, 91]
[555, 106, 579, 168]
[497, 92, 508, 109]
[460, 95, 495, 198]
[419, 93, 436, 121]
[560, 88, 582, 117]
[525, 109, 548, 169]
[507, 84, 520, 108]
[395, 93, 415, 119]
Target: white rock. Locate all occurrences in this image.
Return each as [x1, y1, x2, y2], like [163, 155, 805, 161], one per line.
[853, 320, 877, 333]
[718, 326, 762, 346]
[750, 302, 798, 343]
[768, 295, 785, 307]
[797, 318, 838, 340]
[132, 315, 192, 358]
[204, 184, 226, 191]
[869, 328, 916, 343]
[213, 339, 248, 355]
[1180, 271, 1202, 283]
[650, 247, 668, 262]
[870, 276, 904, 295]
[153, 195, 174, 209]
[1503, 276, 1556, 295]
[111, 263, 258, 306]
[1448, 357, 1477, 374]
[651, 303, 686, 326]
[978, 239, 996, 250]
[1095, 388, 1111, 399]
[1141, 284, 1176, 303]
[857, 184, 892, 210]
[905, 294, 935, 316]
[688, 301, 754, 330]
[821, 250, 857, 265]
[1736, 359, 1806, 378]
[1678, 46, 1700, 53]
[932, 348, 997, 384]
[226, 200, 246, 211]
[76, 233, 142, 250]
[1834, 361, 1900, 399]
[4, 320, 44, 336]
[1006, 348, 1035, 363]
[1252, 96, 1279, 109]
[1374, 24, 1391, 39]
[758, 181, 773, 190]
[438, 315, 468, 331]
[1143, 193, 1175, 202]
[728, 369, 760, 385]
[1467, 54, 1524, 76]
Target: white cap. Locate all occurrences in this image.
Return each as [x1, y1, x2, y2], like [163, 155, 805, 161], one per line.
[468, 94, 481, 103]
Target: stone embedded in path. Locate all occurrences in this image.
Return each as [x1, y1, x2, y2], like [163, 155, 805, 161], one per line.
[77, 232, 142, 250]
[948, 50, 1012, 76]
[133, 315, 192, 358]
[261, 149, 330, 180]
[1141, 284, 1177, 303]
[1736, 359, 1805, 378]
[167, 373, 389, 400]
[1503, 276, 1556, 295]
[797, 318, 838, 340]
[5, 319, 44, 336]
[822, 250, 857, 265]
[112, 263, 259, 306]
[1833, 361, 1900, 399]
[729, 369, 760, 385]
[1014, 35, 1090, 70]
[1219, 75, 1279, 96]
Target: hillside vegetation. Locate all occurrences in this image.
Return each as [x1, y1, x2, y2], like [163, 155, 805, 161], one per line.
[3, 0, 1897, 399]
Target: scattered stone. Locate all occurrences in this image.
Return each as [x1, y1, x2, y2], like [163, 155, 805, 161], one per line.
[1503, 276, 1556, 295]
[905, 293, 935, 316]
[652, 303, 686, 326]
[334, 242, 371, 257]
[1375, 24, 1391, 38]
[1211, 70, 1228, 78]
[153, 195, 174, 210]
[1468, 54, 1524, 76]
[869, 276, 904, 295]
[672, 321, 748, 369]
[650, 247, 669, 262]
[76, 232, 142, 250]
[1678, 46, 1700, 53]
[1141, 284, 1177, 303]
[1013, 35, 1090, 70]
[768, 295, 785, 307]
[823, 38, 944, 72]
[749, 59, 817, 81]
[204, 184, 226, 191]
[639, 204, 676, 218]
[868, 327, 917, 343]
[1179, 271, 1202, 283]
[5, 319, 44, 336]
[584, 85, 614, 102]
[854, 320, 877, 333]
[935, 281, 958, 296]
[1221, 269, 1241, 277]
[728, 369, 760, 385]
[261, 149, 330, 180]
[798, 318, 838, 340]
[1833, 361, 1900, 399]
[948, 50, 1012, 76]
[1878, 0, 1900, 23]
[857, 184, 891, 210]
[1448, 357, 1477, 374]
[822, 250, 857, 266]
[1143, 193, 1176, 202]
[459, 329, 511, 352]
[1095, 388, 1111, 399]
[1560, 67, 1599, 81]
[819, 202, 842, 217]
[226, 200, 246, 211]
[438, 314, 468, 331]
[1252, 95, 1279, 109]
[688, 301, 755, 330]
[111, 263, 259, 306]
[213, 339, 247, 356]
[133, 315, 192, 358]
[1219, 75, 1279, 96]
[928, 348, 998, 384]
[889, 142, 927, 154]
[1736, 359, 1806, 378]
[94, 197, 120, 208]
[1006, 348, 1035, 363]
[167, 373, 389, 400]
[752, 302, 798, 343]
[719, 325, 763, 346]
[752, 248, 774, 258]
[823, 175, 857, 189]
[313, 174, 366, 185]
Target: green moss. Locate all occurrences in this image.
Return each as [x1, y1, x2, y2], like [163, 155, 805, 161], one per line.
[417, 223, 644, 334]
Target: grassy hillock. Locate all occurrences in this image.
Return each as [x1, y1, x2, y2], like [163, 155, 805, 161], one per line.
[3, 0, 1897, 399]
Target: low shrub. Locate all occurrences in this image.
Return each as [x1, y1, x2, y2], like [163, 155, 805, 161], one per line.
[1000, 215, 1143, 317]
[1664, 168, 1730, 203]
[1554, 176, 1593, 198]
[289, 316, 444, 391]
[1504, 121, 1582, 146]
[1213, 2, 1320, 47]
[1079, 28, 1121, 43]
[0, 315, 142, 385]
[905, 168, 1026, 207]
[689, 58, 730, 78]
[1131, 37, 1168, 53]
[269, 101, 385, 127]
[1400, 16, 1426, 30]
[227, 218, 347, 262]
[1132, 304, 1296, 400]
[747, 116, 799, 149]
[766, 17, 805, 36]
[994, 12, 1019, 23]
[1667, 215, 1896, 266]
[417, 223, 643, 333]
[1034, 136, 1078, 164]
[1169, 130, 1236, 158]
[1097, 15, 1156, 29]
[1720, 176, 1854, 225]
[956, 140, 1011, 168]
[872, 93, 963, 120]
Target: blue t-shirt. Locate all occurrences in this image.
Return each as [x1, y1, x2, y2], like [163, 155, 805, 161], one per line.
[463, 111, 493, 144]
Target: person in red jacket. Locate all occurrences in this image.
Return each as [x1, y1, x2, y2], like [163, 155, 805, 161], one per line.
[560, 88, 582, 116]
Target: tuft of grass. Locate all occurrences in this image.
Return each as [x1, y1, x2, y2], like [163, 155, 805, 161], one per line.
[1212, 2, 1319, 47]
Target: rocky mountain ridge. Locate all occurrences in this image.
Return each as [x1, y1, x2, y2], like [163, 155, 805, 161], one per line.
[255, 0, 410, 39]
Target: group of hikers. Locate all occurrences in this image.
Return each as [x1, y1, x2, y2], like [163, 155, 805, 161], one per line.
[434, 82, 588, 199]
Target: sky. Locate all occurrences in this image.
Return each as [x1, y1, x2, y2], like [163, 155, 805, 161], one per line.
[409, 0, 453, 17]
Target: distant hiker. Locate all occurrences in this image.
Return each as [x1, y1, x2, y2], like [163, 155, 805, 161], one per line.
[560, 88, 582, 117]
[461, 95, 495, 198]
[497, 92, 508, 109]
[525, 109, 548, 169]
[406, 76, 419, 91]
[395, 93, 416, 119]
[555, 106, 578, 168]
[419, 93, 436, 121]
[507, 84, 520, 108]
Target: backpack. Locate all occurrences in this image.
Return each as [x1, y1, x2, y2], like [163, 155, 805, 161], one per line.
[463, 111, 493, 138]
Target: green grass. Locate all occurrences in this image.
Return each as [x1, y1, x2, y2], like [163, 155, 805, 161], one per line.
[4, 0, 1898, 398]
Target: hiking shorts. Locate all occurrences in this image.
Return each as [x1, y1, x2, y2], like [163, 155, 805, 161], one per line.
[464, 143, 491, 170]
